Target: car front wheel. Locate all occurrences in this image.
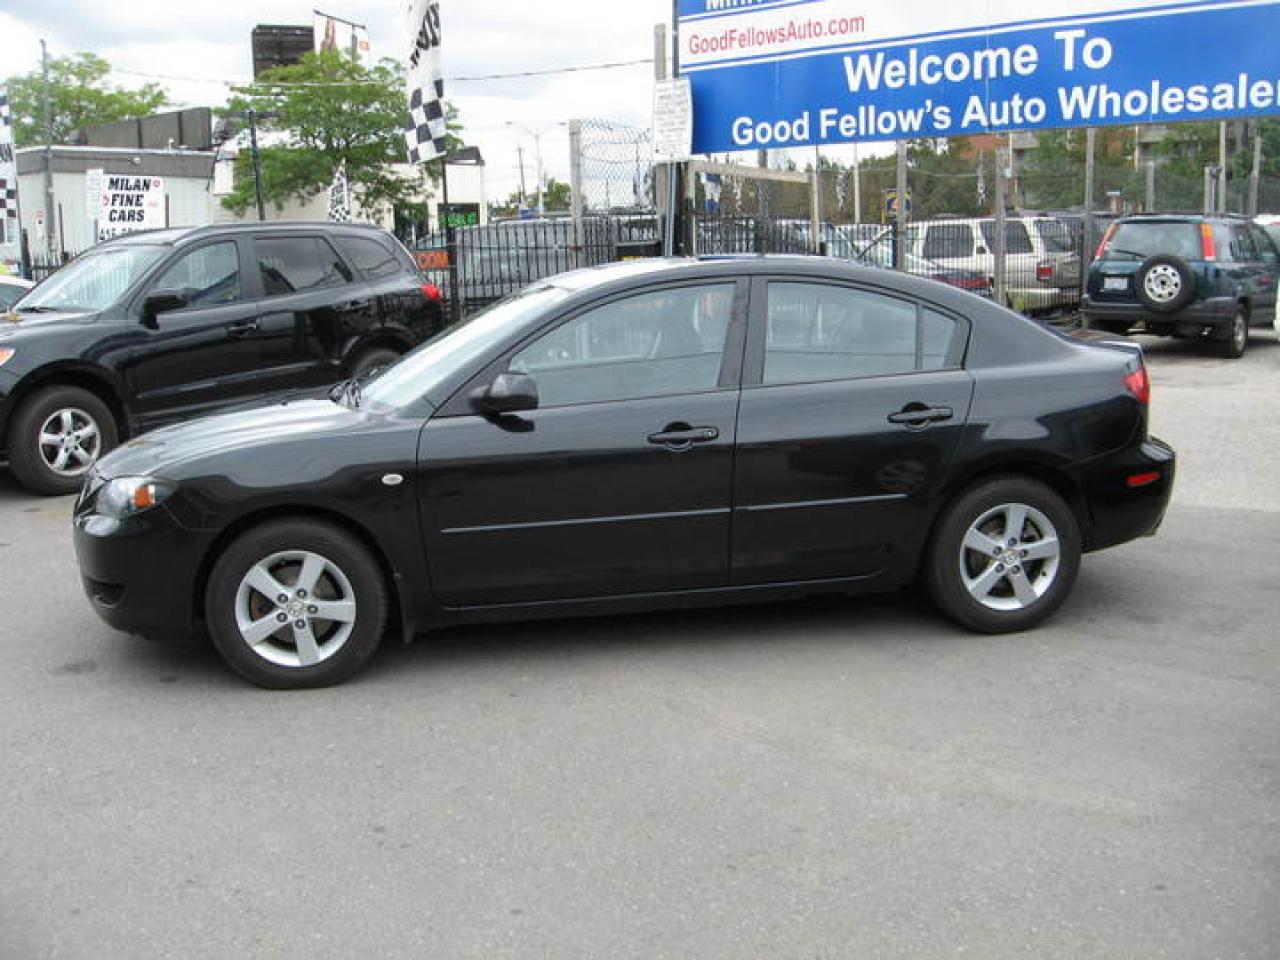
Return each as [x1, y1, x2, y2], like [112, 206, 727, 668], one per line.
[7, 385, 118, 496]
[926, 477, 1081, 633]
[205, 519, 387, 688]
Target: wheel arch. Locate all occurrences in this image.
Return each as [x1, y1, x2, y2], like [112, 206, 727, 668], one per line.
[341, 331, 414, 370]
[192, 504, 413, 644]
[3, 363, 130, 445]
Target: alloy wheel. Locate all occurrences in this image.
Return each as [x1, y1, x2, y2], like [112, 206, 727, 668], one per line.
[234, 550, 358, 668]
[38, 407, 102, 477]
[958, 502, 1062, 612]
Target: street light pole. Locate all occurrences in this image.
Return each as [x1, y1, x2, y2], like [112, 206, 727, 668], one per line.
[507, 121, 559, 217]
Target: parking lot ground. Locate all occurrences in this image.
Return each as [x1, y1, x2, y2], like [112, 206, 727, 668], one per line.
[0, 334, 1277, 959]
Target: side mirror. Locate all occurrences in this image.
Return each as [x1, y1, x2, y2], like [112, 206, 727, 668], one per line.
[141, 290, 188, 328]
[471, 371, 539, 414]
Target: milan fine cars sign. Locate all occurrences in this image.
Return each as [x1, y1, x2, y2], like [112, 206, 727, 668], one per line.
[97, 175, 164, 241]
[676, 0, 1280, 153]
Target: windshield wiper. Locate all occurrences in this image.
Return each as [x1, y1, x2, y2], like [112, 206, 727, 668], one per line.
[1106, 248, 1150, 260]
[15, 305, 57, 313]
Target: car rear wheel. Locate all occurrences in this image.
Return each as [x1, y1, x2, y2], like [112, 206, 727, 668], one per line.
[1216, 308, 1248, 359]
[350, 346, 402, 380]
[7, 385, 118, 496]
[205, 519, 387, 688]
[926, 477, 1081, 633]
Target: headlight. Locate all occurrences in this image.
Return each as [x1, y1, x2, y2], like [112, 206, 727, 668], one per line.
[96, 476, 176, 518]
[0, 347, 14, 367]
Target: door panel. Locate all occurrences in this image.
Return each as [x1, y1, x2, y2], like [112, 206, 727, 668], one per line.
[732, 371, 973, 584]
[418, 391, 739, 606]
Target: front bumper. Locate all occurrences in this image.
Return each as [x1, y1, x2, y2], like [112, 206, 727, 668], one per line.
[1080, 436, 1177, 552]
[73, 487, 214, 639]
[1082, 295, 1236, 332]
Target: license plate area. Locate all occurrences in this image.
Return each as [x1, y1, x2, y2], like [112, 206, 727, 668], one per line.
[1103, 276, 1130, 292]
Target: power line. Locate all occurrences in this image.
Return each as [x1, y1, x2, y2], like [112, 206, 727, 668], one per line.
[109, 57, 654, 89]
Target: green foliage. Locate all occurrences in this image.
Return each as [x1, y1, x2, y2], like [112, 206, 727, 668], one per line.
[2, 53, 168, 146]
[220, 50, 463, 216]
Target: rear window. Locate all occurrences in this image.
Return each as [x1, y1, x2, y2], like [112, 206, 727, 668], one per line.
[1104, 222, 1200, 261]
[922, 224, 974, 260]
[1034, 220, 1074, 253]
[979, 221, 1034, 255]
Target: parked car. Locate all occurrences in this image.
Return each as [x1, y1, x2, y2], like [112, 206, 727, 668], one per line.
[904, 216, 1082, 312]
[827, 227, 992, 296]
[0, 221, 443, 494]
[1082, 214, 1280, 358]
[0, 275, 34, 310]
[74, 256, 1175, 688]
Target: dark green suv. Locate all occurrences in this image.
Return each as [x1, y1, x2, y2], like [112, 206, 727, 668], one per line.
[1082, 214, 1279, 358]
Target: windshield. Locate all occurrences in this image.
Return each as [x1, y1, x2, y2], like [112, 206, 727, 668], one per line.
[18, 246, 167, 313]
[1104, 222, 1200, 260]
[361, 284, 570, 409]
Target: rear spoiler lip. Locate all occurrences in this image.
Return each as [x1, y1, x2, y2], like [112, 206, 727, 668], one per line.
[1053, 324, 1145, 364]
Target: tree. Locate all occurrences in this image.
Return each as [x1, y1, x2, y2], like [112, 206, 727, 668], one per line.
[2, 53, 168, 146]
[220, 50, 464, 216]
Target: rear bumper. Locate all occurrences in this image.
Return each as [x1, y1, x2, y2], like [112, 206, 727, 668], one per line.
[1082, 296, 1237, 331]
[1080, 436, 1176, 552]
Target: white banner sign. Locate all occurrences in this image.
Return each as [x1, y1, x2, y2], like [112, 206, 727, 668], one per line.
[653, 78, 694, 162]
[98, 175, 165, 241]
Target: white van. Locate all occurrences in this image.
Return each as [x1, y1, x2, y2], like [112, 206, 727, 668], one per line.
[905, 217, 1081, 312]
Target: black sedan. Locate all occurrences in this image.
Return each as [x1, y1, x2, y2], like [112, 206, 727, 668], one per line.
[73, 257, 1175, 688]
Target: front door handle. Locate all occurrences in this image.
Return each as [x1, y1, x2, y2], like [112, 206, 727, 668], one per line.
[647, 424, 719, 449]
[226, 319, 259, 338]
[888, 404, 953, 427]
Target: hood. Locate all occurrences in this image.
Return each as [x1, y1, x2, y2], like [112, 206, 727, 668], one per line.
[97, 395, 376, 479]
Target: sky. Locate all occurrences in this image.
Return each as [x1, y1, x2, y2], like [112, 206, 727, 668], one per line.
[0, 1, 678, 202]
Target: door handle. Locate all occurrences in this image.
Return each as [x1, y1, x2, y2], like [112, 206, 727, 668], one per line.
[647, 424, 719, 449]
[341, 298, 373, 310]
[887, 404, 953, 427]
[226, 319, 259, 338]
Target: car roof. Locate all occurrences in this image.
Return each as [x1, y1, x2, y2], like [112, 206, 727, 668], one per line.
[97, 220, 394, 251]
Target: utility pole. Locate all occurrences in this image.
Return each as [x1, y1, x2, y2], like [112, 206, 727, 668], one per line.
[1145, 160, 1156, 213]
[246, 107, 266, 222]
[1082, 127, 1096, 311]
[41, 39, 55, 257]
[994, 144, 1007, 306]
[894, 140, 907, 271]
[515, 142, 527, 208]
[1218, 120, 1228, 213]
[851, 142, 861, 224]
[1248, 123, 1262, 218]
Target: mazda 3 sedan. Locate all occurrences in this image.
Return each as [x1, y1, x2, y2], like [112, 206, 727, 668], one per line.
[73, 257, 1175, 688]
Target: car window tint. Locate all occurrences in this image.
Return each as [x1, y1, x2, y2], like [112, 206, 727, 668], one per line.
[509, 283, 734, 407]
[921, 309, 965, 370]
[337, 235, 401, 280]
[980, 221, 1034, 255]
[1250, 225, 1279, 261]
[151, 242, 241, 308]
[922, 224, 972, 260]
[255, 237, 351, 296]
[764, 283, 919, 384]
[1104, 222, 1200, 261]
[1229, 225, 1258, 261]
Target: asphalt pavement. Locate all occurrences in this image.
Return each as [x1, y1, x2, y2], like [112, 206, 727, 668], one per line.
[1, 333, 1277, 959]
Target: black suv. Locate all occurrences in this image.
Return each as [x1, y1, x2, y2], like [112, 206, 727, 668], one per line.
[0, 221, 443, 495]
[1082, 214, 1279, 358]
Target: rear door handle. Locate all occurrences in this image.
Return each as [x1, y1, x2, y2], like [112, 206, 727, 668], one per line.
[888, 404, 953, 427]
[226, 319, 259, 338]
[647, 425, 720, 448]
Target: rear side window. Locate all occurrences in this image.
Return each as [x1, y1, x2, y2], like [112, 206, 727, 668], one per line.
[922, 224, 973, 260]
[979, 221, 1034, 255]
[1229, 224, 1258, 262]
[1103, 222, 1200, 261]
[1250, 224, 1279, 262]
[337, 235, 402, 280]
[255, 237, 352, 296]
[763, 282, 963, 385]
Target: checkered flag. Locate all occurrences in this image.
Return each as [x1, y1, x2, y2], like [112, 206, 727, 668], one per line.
[327, 160, 351, 222]
[403, 0, 446, 164]
[0, 178, 16, 219]
[0, 85, 17, 220]
[0, 90, 10, 128]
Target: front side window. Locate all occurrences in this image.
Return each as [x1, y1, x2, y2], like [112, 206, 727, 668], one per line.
[151, 242, 241, 308]
[763, 282, 962, 385]
[255, 237, 351, 296]
[509, 284, 735, 407]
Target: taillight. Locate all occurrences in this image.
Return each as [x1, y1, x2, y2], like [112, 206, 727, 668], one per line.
[1095, 222, 1117, 259]
[1200, 222, 1217, 261]
[420, 283, 441, 301]
[1036, 259, 1054, 283]
[1124, 364, 1150, 405]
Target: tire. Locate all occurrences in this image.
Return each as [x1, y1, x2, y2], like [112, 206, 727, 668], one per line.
[7, 385, 118, 496]
[1134, 255, 1196, 314]
[349, 346, 402, 380]
[205, 519, 388, 689]
[925, 476, 1081, 634]
[1215, 308, 1248, 359]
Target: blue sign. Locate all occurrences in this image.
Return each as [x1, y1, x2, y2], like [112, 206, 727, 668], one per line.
[677, 1, 1280, 153]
